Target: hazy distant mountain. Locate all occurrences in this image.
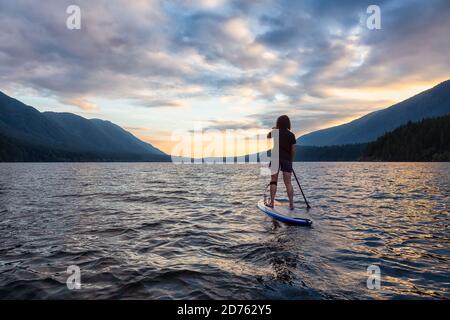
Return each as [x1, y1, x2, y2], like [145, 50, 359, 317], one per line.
[0, 91, 168, 161]
[298, 80, 450, 146]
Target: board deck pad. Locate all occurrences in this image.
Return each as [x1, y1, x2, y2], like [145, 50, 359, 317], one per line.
[257, 199, 313, 226]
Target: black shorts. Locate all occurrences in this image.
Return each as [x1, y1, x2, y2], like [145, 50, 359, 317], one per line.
[269, 160, 293, 173]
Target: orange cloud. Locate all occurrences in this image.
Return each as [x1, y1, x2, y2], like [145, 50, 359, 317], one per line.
[62, 98, 97, 111]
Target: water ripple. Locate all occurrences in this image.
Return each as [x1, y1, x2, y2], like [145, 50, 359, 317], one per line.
[0, 162, 448, 299]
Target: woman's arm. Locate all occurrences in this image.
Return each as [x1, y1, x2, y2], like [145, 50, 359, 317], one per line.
[291, 144, 296, 161]
[267, 127, 277, 139]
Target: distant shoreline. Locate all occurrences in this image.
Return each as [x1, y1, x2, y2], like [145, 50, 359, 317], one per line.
[1, 161, 448, 164]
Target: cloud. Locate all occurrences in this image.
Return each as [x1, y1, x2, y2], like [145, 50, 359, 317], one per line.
[0, 0, 449, 143]
[174, 12, 277, 70]
[202, 119, 262, 131]
[138, 99, 187, 108]
[62, 97, 97, 111]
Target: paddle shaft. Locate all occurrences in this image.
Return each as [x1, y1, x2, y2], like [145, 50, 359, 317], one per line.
[292, 169, 311, 209]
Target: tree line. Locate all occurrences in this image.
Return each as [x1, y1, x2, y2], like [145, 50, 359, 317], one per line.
[361, 115, 450, 161]
[1, 115, 449, 162]
[0, 133, 169, 162]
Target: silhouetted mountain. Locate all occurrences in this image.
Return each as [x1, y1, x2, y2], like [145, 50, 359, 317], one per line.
[0, 91, 169, 161]
[362, 115, 450, 161]
[294, 144, 366, 161]
[239, 143, 366, 162]
[298, 80, 450, 146]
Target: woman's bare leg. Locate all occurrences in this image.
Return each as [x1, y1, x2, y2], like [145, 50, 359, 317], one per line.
[283, 171, 294, 209]
[269, 172, 278, 206]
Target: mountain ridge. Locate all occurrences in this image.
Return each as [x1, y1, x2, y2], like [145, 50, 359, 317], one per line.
[0, 91, 168, 161]
[297, 80, 450, 146]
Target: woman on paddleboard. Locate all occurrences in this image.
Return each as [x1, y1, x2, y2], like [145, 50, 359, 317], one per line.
[267, 115, 296, 210]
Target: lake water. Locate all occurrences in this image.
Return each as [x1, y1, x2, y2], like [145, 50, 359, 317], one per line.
[0, 162, 448, 299]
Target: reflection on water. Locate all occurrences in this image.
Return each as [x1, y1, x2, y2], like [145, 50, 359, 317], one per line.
[0, 162, 448, 299]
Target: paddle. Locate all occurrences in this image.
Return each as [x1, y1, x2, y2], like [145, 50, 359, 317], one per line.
[292, 169, 311, 209]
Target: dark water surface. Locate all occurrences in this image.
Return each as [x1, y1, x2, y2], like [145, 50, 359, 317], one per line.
[0, 163, 448, 299]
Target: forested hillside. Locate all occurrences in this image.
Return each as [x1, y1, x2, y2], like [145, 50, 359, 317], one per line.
[362, 115, 450, 161]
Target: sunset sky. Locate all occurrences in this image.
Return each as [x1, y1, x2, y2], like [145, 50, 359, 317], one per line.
[1, 0, 450, 156]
